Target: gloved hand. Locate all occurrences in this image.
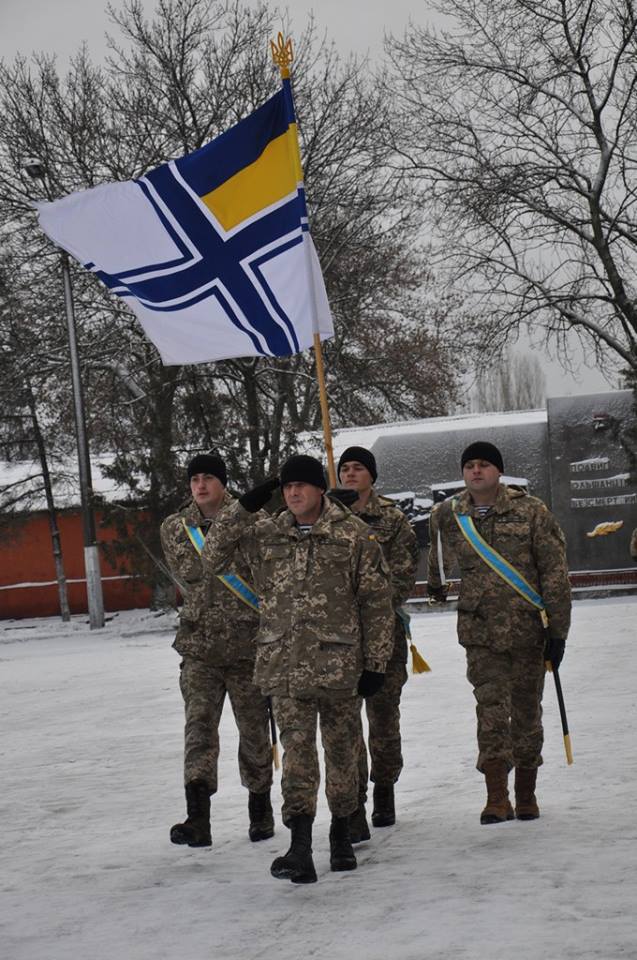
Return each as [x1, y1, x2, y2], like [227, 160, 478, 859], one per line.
[326, 487, 359, 508]
[238, 477, 279, 513]
[544, 634, 566, 670]
[357, 670, 385, 698]
[427, 583, 448, 604]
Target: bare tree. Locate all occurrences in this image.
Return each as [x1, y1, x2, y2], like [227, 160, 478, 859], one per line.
[388, 0, 637, 379]
[473, 348, 546, 412]
[0, 256, 74, 620]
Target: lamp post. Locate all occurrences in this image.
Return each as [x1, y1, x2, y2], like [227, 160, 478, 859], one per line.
[24, 159, 105, 629]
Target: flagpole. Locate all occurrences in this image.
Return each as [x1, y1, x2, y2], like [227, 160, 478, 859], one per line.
[271, 34, 337, 487]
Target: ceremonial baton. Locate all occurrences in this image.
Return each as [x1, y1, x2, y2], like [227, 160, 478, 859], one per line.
[547, 661, 573, 765]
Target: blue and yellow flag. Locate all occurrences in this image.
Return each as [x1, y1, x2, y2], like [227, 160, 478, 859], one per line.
[37, 87, 334, 365]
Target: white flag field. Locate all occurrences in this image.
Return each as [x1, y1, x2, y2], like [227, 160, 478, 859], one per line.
[36, 89, 334, 365]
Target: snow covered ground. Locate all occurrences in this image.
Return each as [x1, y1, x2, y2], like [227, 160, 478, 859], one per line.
[1, 597, 635, 960]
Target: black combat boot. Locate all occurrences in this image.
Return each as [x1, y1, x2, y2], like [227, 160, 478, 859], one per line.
[170, 780, 212, 847]
[372, 782, 395, 827]
[248, 790, 275, 841]
[270, 814, 317, 884]
[348, 802, 371, 844]
[329, 816, 357, 872]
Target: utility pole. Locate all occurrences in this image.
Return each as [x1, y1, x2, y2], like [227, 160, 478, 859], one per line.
[24, 159, 105, 629]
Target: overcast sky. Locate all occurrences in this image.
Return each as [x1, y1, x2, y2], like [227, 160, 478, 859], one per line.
[0, 0, 617, 399]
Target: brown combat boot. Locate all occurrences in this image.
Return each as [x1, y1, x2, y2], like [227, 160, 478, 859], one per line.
[480, 760, 515, 825]
[514, 768, 540, 820]
[170, 780, 212, 847]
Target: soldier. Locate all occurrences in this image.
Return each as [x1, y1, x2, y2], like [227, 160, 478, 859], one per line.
[337, 446, 418, 839]
[427, 441, 571, 824]
[202, 454, 394, 883]
[160, 453, 273, 849]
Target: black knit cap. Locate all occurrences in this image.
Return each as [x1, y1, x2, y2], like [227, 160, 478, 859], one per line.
[337, 445, 378, 483]
[187, 453, 227, 486]
[461, 441, 504, 473]
[280, 454, 327, 491]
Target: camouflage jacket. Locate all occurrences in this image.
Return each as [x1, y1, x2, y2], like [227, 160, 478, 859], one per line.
[160, 492, 259, 665]
[201, 496, 395, 698]
[631, 527, 637, 562]
[354, 490, 419, 661]
[428, 485, 571, 652]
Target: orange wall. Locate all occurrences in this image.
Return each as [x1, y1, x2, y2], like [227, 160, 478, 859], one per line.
[0, 509, 152, 619]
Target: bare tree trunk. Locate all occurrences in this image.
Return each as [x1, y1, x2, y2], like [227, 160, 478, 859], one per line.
[26, 383, 71, 621]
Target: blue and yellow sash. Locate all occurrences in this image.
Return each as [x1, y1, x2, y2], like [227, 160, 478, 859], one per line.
[451, 501, 548, 628]
[182, 520, 260, 613]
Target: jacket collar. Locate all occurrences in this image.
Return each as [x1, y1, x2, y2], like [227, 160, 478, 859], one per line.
[182, 489, 234, 527]
[454, 483, 522, 516]
[277, 495, 348, 536]
[355, 488, 382, 519]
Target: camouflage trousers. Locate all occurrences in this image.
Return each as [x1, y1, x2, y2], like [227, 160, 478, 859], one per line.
[356, 657, 408, 801]
[179, 656, 272, 794]
[464, 642, 546, 773]
[271, 694, 360, 824]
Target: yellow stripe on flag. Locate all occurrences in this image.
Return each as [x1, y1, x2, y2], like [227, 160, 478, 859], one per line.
[202, 128, 299, 230]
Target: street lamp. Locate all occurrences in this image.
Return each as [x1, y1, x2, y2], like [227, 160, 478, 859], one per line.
[24, 158, 105, 629]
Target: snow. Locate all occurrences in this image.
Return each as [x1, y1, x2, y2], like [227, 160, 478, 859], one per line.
[328, 409, 548, 456]
[1, 598, 635, 960]
[0, 454, 132, 512]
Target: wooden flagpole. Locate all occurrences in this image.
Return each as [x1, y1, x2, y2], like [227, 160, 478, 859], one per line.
[270, 33, 337, 486]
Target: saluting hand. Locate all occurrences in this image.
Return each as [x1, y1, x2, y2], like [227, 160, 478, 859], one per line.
[239, 477, 280, 513]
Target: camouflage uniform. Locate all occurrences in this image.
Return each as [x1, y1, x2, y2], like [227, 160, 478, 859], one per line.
[160, 493, 272, 795]
[631, 527, 637, 562]
[353, 491, 418, 798]
[201, 496, 395, 823]
[427, 485, 571, 772]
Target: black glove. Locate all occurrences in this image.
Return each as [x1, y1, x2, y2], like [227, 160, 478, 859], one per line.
[544, 635, 566, 670]
[326, 487, 359, 508]
[238, 477, 279, 513]
[427, 583, 448, 604]
[357, 670, 385, 698]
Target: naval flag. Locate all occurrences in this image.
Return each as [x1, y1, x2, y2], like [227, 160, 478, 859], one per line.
[36, 88, 334, 365]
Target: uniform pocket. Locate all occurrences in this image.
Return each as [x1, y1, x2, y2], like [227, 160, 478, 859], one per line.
[311, 541, 351, 588]
[316, 631, 361, 689]
[259, 540, 293, 589]
[261, 541, 292, 561]
[257, 628, 286, 645]
[495, 518, 531, 540]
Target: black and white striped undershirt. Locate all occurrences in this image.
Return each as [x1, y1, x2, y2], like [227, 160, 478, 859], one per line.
[296, 523, 313, 535]
[473, 505, 493, 519]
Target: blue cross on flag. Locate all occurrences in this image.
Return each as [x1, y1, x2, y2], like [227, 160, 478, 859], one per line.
[36, 84, 334, 365]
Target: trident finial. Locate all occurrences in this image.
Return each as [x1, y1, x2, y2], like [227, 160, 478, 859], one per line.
[270, 33, 294, 78]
